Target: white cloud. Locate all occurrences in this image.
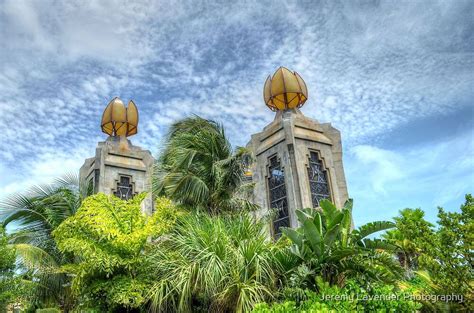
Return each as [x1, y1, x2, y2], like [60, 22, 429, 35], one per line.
[0, 0, 472, 212]
[350, 145, 404, 194]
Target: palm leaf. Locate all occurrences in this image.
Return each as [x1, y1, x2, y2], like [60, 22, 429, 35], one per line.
[154, 116, 254, 214]
[353, 221, 395, 240]
[0, 173, 83, 307]
[360, 238, 397, 251]
[295, 209, 313, 224]
[323, 223, 341, 248]
[325, 248, 360, 263]
[14, 243, 59, 271]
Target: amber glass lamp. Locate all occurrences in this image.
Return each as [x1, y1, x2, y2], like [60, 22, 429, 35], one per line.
[101, 97, 138, 137]
[264, 67, 308, 111]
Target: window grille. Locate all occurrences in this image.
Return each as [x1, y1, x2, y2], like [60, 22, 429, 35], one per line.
[307, 151, 330, 207]
[268, 156, 289, 238]
[114, 176, 134, 200]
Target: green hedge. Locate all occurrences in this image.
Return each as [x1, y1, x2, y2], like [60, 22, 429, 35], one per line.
[252, 279, 421, 313]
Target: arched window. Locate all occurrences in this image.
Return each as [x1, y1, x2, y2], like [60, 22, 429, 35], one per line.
[307, 151, 330, 207]
[268, 156, 289, 238]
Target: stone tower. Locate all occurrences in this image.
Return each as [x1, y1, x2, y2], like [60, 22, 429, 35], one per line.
[79, 98, 154, 214]
[247, 67, 349, 237]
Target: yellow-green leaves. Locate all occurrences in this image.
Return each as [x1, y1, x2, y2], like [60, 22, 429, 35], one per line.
[54, 193, 177, 256]
[52, 193, 179, 310]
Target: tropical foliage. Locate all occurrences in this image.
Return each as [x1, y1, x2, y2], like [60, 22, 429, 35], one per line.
[423, 195, 473, 299]
[0, 225, 26, 311]
[153, 116, 254, 214]
[0, 174, 90, 310]
[382, 208, 435, 271]
[252, 278, 421, 312]
[53, 193, 179, 311]
[147, 212, 280, 313]
[386, 195, 474, 311]
[0, 117, 472, 312]
[282, 199, 401, 289]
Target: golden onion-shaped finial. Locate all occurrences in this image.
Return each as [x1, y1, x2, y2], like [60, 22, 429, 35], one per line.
[101, 97, 138, 137]
[264, 67, 308, 111]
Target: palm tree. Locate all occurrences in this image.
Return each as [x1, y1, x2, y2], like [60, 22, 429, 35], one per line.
[382, 230, 420, 271]
[153, 116, 255, 215]
[147, 212, 281, 313]
[0, 173, 91, 309]
[382, 208, 435, 272]
[282, 199, 402, 289]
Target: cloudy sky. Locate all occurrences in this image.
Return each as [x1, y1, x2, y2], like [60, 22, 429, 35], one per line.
[1, 0, 472, 225]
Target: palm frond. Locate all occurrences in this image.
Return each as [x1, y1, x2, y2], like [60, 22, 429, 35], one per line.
[154, 116, 257, 214]
[0, 173, 82, 308]
[353, 221, 396, 240]
[147, 212, 278, 312]
[359, 238, 397, 251]
[14, 243, 59, 272]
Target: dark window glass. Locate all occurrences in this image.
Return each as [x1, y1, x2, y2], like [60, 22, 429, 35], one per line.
[268, 156, 289, 238]
[114, 176, 133, 200]
[307, 152, 330, 207]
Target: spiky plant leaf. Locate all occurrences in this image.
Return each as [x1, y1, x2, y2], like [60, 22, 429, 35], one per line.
[147, 212, 279, 312]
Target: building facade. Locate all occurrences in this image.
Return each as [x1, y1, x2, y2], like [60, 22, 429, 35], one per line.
[79, 68, 348, 234]
[247, 109, 348, 237]
[247, 67, 349, 237]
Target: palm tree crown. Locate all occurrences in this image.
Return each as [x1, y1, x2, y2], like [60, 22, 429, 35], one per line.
[147, 212, 280, 313]
[153, 116, 255, 214]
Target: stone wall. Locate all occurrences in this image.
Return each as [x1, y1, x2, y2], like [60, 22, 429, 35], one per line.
[79, 136, 155, 215]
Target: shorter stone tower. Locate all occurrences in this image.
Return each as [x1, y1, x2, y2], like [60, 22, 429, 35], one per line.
[247, 67, 349, 237]
[79, 98, 154, 214]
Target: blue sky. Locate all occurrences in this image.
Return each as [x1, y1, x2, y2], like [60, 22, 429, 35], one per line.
[0, 0, 473, 226]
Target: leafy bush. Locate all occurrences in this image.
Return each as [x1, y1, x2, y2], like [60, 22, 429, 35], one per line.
[282, 199, 401, 288]
[53, 193, 178, 311]
[386, 195, 474, 310]
[0, 225, 20, 310]
[253, 278, 421, 312]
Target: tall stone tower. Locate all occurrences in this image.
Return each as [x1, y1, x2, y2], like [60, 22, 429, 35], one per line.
[79, 98, 154, 214]
[247, 67, 349, 237]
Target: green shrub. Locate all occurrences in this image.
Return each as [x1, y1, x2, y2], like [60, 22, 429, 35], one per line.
[252, 279, 422, 312]
[53, 194, 179, 311]
[147, 211, 281, 313]
[282, 200, 401, 289]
